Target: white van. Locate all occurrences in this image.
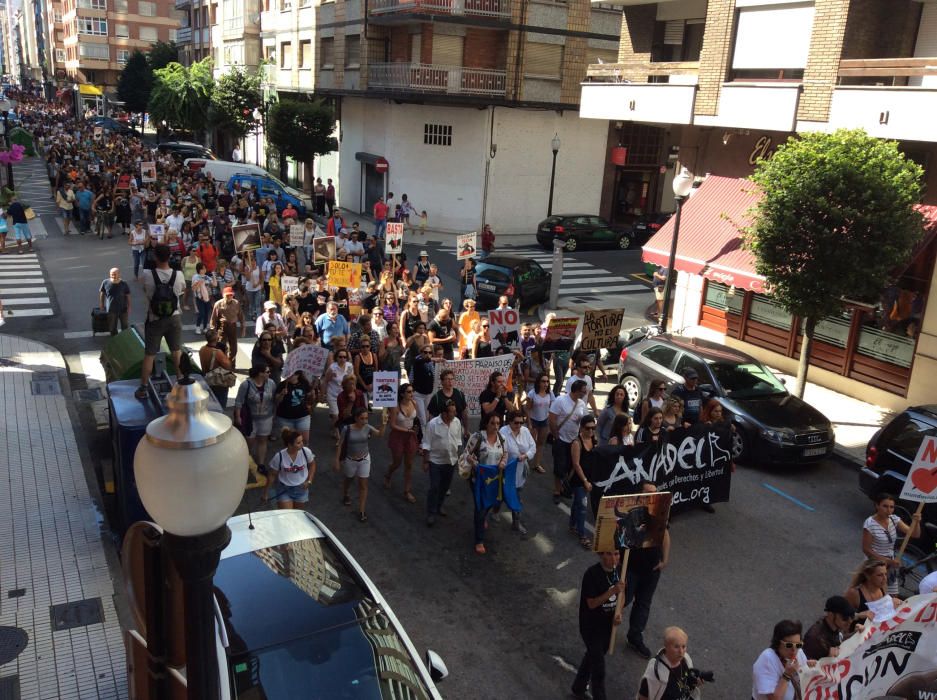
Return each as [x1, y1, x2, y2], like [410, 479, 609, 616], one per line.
[184, 158, 269, 182]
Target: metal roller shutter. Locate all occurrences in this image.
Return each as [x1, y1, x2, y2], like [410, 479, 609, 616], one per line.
[432, 34, 463, 66]
[732, 2, 815, 70]
[525, 41, 562, 77]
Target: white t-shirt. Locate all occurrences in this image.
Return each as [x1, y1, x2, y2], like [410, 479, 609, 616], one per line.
[142, 267, 186, 321]
[526, 389, 554, 422]
[269, 447, 314, 487]
[565, 373, 593, 400]
[752, 647, 808, 700]
[549, 394, 586, 444]
[919, 571, 937, 595]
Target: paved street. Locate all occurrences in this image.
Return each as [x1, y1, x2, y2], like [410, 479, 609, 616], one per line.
[1, 154, 880, 698]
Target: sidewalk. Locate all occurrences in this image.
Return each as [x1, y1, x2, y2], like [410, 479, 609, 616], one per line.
[0, 333, 126, 700]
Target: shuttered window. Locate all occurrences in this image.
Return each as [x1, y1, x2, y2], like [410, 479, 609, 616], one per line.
[732, 2, 815, 70]
[320, 37, 334, 68]
[525, 41, 562, 78]
[411, 34, 421, 63]
[663, 20, 684, 45]
[432, 33, 463, 66]
[346, 36, 361, 67]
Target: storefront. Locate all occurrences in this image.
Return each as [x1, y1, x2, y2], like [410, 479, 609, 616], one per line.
[643, 175, 937, 410]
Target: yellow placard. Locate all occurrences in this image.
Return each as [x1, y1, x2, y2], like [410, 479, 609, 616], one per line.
[328, 260, 362, 289]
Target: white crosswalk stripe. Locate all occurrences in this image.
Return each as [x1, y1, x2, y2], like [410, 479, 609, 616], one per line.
[487, 246, 650, 301]
[0, 251, 54, 320]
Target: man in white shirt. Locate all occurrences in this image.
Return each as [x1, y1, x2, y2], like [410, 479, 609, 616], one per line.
[165, 207, 185, 235]
[231, 146, 242, 162]
[420, 399, 463, 526]
[345, 231, 365, 263]
[549, 380, 588, 503]
[255, 300, 288, 339]
[565, 359, 598, 413]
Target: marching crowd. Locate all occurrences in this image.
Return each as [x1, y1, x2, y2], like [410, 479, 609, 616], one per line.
[9, 97, 931, 700]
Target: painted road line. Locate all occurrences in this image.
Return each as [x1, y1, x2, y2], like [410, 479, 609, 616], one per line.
[64, 330, 96, 339]
[0, 286, 48, 295]
[2, 296, 51, 306]
[762, 482, 816, 512]
[559, 269, 618, 277]
[3, 308, 54, 318]
[556, 502, 596, 535]
[0, 278, 46, 286]
[560, 284, 646, 294]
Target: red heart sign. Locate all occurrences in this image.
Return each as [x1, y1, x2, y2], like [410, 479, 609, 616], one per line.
[910, 466, 937, 495]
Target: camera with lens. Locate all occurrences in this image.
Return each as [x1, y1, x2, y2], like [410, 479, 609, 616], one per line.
[686, 668, 715, 683]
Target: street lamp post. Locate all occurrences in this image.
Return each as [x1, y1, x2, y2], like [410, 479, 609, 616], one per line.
[252, 107, 263, 166]
[659, 166, 695, 332]
[133, 371, 249, 699]
[547, 133, 560, 216]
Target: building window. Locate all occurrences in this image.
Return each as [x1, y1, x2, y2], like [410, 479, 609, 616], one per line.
[280, 41, 291, 68]
[423, 123, 452, 146]
[280, 0, 291, 10]
[320, 37, 334, 68]
[731, 1, 815, 81]
[54, 9, 63, 22]
[55, 48, 66, 61]
[115, 23, 128, 37]
[345, 36, 360, 67]
[78, 17, 107, 35]
[299, 39, 311, 68]
[651, 19, 704, 62]
[114, 0, 127, 11]
[524, 41, 562, 78]
[168, 28, 177, 41]
[264, 44, 275, 62]
[78, 0, 107, 9]
[139, 26, 157, 41]
[117, 49, 129, 63]
[137, 0, 156, 15]
[79, 42, 110, 59]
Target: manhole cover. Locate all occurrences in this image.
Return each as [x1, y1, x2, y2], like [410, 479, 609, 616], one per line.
[0, 627, 28, 665]
[49, 598, 104, 632]
[73, 388, 103, 402]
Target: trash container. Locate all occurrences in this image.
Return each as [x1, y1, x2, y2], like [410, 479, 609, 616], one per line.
[108, 374, 223, 535]
[100, 325, 199, 383]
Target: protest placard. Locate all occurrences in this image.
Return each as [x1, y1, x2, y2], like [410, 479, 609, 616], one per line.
[432, 354, 515, 416]
[372, 372, 399, 408]
[488, 308, 519, 349]
[289, 224, 305, 248]
[593, 492, 671, 553]
[314, 236, 335, 265]
[328, 260, 362, 289]
[457, 232, 477, 260]
[281, 276, 299, 295]
[148, 224, 165, 243]
[232, 223, 261, 253]
[140, 161, 157, 183]
[581, 309, 624, 352]
[897, 436, 937, 558]
[283, 344, 330, 381]
[93, 126, 103, 141]
[541, 315, 579, 353]
[385, 222, 404, 255]
[799, 592, 937, 700]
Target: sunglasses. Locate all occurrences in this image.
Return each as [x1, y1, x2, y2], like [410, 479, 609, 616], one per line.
[337, 354, 348, 359]
[781, 642, 804, 650]
[512, 420, 523, 426]
[260, 337, 272, 341]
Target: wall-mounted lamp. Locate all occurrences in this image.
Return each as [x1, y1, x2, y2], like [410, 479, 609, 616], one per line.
[490, 143, 497, 159]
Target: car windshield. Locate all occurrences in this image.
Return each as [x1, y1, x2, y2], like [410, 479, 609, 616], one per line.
[708, 360, 787, 399]
[216, 538, 434, 700]
[475, 263, 512, 283]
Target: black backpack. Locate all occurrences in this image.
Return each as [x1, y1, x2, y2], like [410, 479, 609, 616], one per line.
[149, 269, 179, 318]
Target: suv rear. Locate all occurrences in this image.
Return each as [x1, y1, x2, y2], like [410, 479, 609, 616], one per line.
[157, 141, 217, 163]
[861, 406, 937, 540]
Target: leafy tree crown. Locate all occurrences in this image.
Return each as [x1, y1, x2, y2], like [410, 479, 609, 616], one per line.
[266, 99, 337, 164]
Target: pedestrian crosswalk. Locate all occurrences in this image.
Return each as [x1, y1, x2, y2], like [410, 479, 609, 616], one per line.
[0, 252, 55, 318]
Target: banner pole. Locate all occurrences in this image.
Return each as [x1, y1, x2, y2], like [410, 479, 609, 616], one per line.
[897, 502, 924, 559]
[607, 548, 630, 655]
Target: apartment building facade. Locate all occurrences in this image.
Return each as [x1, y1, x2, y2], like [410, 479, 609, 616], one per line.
[581, 0, 937, 409]
[61, 0, 182, 103]
[306, 0, 621, 232]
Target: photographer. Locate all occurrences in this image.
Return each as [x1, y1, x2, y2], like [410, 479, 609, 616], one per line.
[638, 627, 706, 700]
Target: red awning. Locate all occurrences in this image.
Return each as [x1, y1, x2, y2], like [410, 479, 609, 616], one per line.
[642, 176, 766, 293]
[642, 177, 937, 294]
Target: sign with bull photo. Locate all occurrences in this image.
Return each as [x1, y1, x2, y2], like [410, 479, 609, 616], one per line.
[589, 423, 734, 515]
[594, 492, 671, 553]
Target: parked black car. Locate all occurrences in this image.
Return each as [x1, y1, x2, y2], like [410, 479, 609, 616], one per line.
[157, 141, 217, 163]
[861, 406, 937, 542]
[536, 214, 634, 252]
[618, 334, 835, 463]
[88, 116, 138, 136]
[632, 212, 673, 246]
[474, 255, 551, 311]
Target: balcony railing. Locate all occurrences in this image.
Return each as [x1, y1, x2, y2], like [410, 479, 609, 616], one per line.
[585, 60, 699, 83]
[174, 0, 190, 8]
[175, 26, 192, 43]
[368, 62, 506, 96]
[838, 57, 937, 85]
[369, 0, 510, 19]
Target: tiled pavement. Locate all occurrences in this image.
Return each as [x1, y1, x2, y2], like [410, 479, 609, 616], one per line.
[0, 333, 126, 700]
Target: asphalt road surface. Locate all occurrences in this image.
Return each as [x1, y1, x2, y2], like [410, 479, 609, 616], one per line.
[6, 160, 874, 698]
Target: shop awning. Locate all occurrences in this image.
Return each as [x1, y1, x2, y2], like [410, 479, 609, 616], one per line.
[642, 176, 767, 293]
[78, 84, 102, 96]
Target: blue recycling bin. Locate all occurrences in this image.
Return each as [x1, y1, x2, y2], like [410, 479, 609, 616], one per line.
[107, 376, 223, 535]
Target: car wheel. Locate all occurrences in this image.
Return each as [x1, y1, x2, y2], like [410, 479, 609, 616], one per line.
[732, 427, 749, 463]
[564, 237, 578, 252]
[617, 234, 633, 250]
[622, 375, 642, 410]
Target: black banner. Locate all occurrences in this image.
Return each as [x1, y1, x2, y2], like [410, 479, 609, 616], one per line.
[589, 424, 734, 515]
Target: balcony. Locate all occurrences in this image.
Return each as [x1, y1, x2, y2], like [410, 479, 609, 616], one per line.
[824, 58, 937, 142]
[369, 0, 510, 19]
[222, 16, 258, 38]
[175, 0, 190, 7]
[368, 62, 506, 96]
[704, 82, 803, 132]
[175, 26, 192, 43]
[581, 61, 699, 125]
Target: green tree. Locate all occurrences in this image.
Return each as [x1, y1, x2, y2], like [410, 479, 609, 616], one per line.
[148, 58, 214, 135]
[745, 129, 924, 397]
[266, 99, 337, 186]
[147, 41, 179, 71]
[210, 66, 263, 141]
[117, 50, 152, 115]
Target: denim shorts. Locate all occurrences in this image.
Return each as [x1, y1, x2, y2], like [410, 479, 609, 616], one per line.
[277, 415, 311, 433]
[531, 418, 548, 428]
[274, 483, 309, 503]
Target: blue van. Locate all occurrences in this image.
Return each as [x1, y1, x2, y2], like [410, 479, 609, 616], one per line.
[226, 173, 310, 220]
